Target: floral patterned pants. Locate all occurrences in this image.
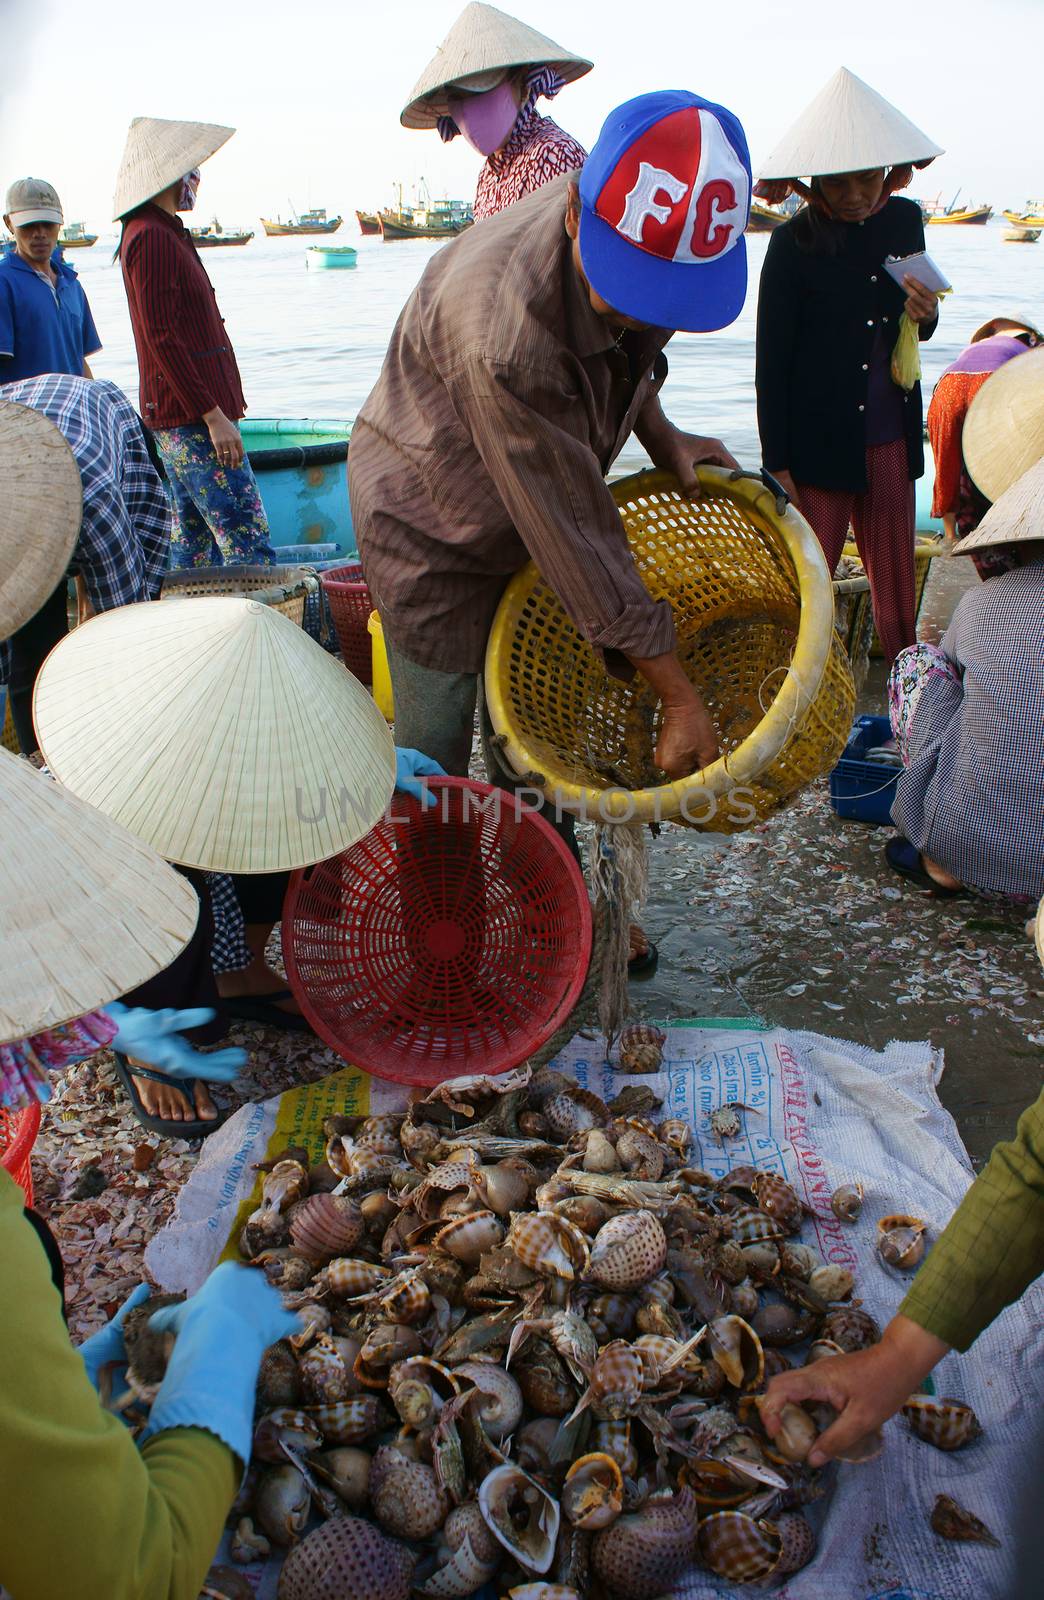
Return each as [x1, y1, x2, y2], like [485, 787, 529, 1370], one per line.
[887, 641, 961, 765]
[152, 424, 277, 569]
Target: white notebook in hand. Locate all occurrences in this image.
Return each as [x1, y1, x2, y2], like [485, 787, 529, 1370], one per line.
[883, 251, 952, 293]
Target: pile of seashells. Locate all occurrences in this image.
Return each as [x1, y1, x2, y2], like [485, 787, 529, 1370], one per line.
[164, 1065, 974, 1599]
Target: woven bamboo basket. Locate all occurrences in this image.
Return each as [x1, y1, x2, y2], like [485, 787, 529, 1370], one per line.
[485, 468, 855, 834]
[832, 570, 873, 693]
[160, 564, 317, 627]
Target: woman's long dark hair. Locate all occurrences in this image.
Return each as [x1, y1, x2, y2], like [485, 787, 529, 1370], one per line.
[790, 183, 849, 256]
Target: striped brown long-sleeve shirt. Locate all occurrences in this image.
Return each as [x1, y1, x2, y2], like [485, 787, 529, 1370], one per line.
[348, 175, 677, 676]
[120, 204, 246, 429]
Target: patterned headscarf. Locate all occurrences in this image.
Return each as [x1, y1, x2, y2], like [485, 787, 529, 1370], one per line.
[438, 65, 566, 143]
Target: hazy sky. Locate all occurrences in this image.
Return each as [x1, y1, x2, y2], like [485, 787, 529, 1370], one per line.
[1, 0, 1041, 229]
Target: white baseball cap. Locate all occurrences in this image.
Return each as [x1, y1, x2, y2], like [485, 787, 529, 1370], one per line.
[5, 176, 63, 226]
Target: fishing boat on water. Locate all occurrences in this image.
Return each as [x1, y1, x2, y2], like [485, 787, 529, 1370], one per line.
[1003, 200, 1044, 228]
[356, 210, 381, 235]
[190, 218, 253, 247]
[746, 201, 787, 232]
[924, 191, 992, 225]
[379, 183, 473, 241]
[262, 206, 343, 237]
[306, 245, 358, 269]
[1003, 225, 1040, 243]
[58, 222, 97, 248]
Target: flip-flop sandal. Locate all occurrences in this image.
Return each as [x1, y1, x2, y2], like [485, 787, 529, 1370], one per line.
[884, 837, 966, 899]
[112, 1052, 227, 1140]
[221, 989, 314, 1034]
[628, 941, 660, 979]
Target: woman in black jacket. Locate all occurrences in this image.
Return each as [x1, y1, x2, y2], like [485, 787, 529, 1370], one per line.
[754, 70, 943, 664]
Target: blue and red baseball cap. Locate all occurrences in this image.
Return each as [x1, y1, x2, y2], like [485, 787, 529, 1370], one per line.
[578, 90, 751, 332]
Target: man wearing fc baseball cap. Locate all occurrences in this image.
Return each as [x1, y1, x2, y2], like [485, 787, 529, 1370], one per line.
[350, 90, 750, 975]
[1, 177, 101, 383]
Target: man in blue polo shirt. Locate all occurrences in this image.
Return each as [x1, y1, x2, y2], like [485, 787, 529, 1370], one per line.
[0, 176, 101, 382]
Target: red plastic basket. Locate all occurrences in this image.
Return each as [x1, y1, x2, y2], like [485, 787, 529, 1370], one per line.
[321, 562, 374, 685]
[1, 1102, 41, 1205]
[284, 777, 592, 1087]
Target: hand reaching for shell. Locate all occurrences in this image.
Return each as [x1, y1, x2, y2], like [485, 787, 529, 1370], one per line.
[77, 1281, 152, 1389]
[759, 1313, 950, 1465]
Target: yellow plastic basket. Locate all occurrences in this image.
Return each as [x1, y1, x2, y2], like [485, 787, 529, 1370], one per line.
[485, 468, 855, 834]
[160, 564, 316, 627]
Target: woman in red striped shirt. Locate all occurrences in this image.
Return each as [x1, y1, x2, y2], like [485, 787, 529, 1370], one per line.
[112, 117, 276, 570]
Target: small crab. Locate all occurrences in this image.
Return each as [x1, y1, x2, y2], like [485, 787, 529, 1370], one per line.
[709, 1103, 758, 1143]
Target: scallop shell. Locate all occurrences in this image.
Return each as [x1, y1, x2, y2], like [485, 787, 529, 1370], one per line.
[902, 1395, 982, 1451]
[697, 1510, 782, 1583]
[930, 1493, 1000, 1546]
[507, 1212, 590, 1281]
[436, 1210, 505, 1266]
[830, 1181, 864, 1222]
[478, 1464, 561, 1575]
[590, 1487, 699, 1600]
[455, 1360, 524, 1440]
[371, 1444, 450, 1540]
[562, 1452, 624, 1530]
[586, 1211, 667, 1291]
[276, 1515, 417, 1600]
[289, 1192, 365, 1264]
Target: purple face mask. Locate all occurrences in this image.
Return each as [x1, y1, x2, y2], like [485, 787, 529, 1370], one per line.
[446, 80, 520, 157]
[177, 169, 201, 212]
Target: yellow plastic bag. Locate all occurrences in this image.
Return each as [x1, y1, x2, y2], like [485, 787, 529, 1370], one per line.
[891, 292, 949, 391]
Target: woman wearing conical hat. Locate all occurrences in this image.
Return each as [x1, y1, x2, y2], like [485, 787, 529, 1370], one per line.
[926, 314, 1041, 567]
[112, 117, 277, 570]
[883, 434, 1044, 900]
[401, 2, 591, 220]
[754, 68, 944, 666]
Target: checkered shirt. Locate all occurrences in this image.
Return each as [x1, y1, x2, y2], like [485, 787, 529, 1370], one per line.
[0, 374, 170, 682]
[892, 557, 1044, 898]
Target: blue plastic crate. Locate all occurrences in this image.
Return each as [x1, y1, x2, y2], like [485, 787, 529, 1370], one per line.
[829, 714, 901, 826]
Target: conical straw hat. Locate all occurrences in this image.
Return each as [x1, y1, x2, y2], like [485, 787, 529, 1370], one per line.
[962, 345, 1044, 505]
[401, 2, 592, 129]
[0, 749, 199, 1043]
[952, 456, 1044, 554]
[0, 401, 82, 641]
[33, 597, 396, 873]
[113, 116, 235, 220]
[757, 66, 942, 180]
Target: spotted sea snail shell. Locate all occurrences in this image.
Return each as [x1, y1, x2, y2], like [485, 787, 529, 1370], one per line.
[697, 1509, 783, 1584]
[276, 1514, 417, 1600]
[586, 1211, 667, 1291]
[902, 1395, 982, 1451]
[590, 1486, 700, 1600]
[370, 1444, 449, 1541]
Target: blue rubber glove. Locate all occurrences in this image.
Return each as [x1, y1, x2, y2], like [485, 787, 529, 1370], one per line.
[141, 1262, 300, 1465]
[77, 1282, 152, 1389]
[394, 746, 446, 809]
[103, 1003, 246, 1082]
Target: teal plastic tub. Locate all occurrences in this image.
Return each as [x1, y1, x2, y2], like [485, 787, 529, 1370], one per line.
[241, 418, 355, 555]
